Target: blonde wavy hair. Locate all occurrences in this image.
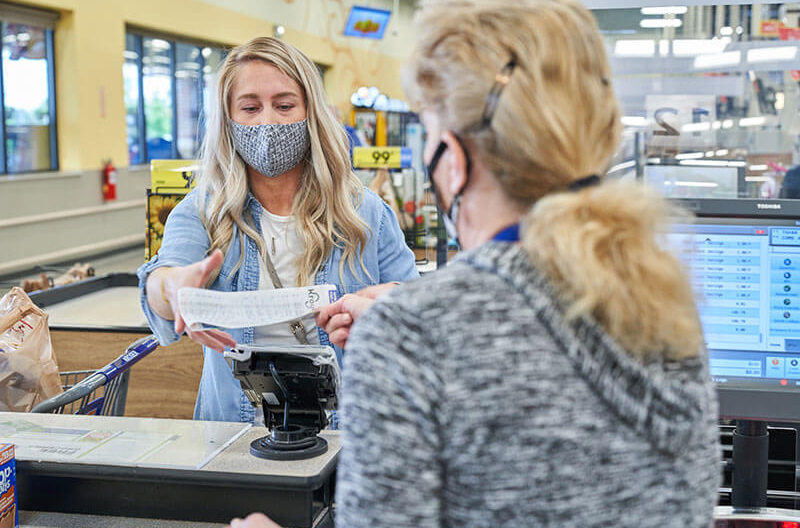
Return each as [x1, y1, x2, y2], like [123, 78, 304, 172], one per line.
[405, 0, 702, 361]
[198, 37, 369, 286]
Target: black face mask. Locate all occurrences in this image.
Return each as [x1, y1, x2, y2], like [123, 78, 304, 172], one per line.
[426, 136, 472, 246]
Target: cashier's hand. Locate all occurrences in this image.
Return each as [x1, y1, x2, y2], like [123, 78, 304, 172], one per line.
[226, 513, 281, 528]
[152, 249, 236, 353]
[315, 282, 399, 348]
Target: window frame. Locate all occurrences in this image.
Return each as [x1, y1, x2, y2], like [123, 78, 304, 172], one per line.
[125, 28, 227, 164]
[0, 2, 59, 174]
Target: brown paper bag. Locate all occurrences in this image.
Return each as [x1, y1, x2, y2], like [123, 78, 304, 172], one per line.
[0, 287, 62, 412]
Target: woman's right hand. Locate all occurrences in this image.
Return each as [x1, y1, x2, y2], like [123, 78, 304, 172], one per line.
[315, 293, 375, 348]
[147, 249, 237, 353]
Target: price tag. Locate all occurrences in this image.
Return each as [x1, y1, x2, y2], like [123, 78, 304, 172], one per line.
[353, 147, 412, 169]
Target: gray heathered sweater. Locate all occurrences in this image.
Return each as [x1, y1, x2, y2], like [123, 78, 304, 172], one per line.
[335, 242, 721, 527]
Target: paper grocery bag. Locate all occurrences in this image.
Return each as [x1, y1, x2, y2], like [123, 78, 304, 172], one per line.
[0, 287, 62, 412]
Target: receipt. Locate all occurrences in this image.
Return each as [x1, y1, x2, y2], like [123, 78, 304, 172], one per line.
[178, 284, 339, 331]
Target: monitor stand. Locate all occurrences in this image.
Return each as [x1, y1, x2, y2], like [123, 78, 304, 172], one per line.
[249, 360, 329, 461]
[250, 420, 328, 461]
[731, 419, 769, 508]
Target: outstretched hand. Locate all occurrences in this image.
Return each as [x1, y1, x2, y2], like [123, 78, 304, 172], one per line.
[160, 249, 237, 352]
[315, 282, 400, 348]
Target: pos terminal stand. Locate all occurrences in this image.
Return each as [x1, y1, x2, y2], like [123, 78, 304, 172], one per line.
[225, 344, 340, 461]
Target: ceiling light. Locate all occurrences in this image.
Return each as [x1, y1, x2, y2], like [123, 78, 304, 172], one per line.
[621, 116, 648, 126]
[739, 116, 766, 127]
[675, 152, 705, 160]
[641, 6, 688, 15]
[678, 160, 746, 167]
[694, 51, 741, 69]
[640, 18, 683, 29]
[672, 39, 729, 56]
[614, 40, 655, 57]
[747, 46, 798, 62]
[682, 122, 711, 132]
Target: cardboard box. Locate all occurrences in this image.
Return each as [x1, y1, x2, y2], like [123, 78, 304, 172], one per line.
[0, 444, 17, 528]
[149, 159, 198, 194]
[144, 159, 199, 261]
[145, 191, 188, 261]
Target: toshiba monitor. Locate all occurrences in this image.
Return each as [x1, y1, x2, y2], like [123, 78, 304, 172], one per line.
[669, 198, 800, 422]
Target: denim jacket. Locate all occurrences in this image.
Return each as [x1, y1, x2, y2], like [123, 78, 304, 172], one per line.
[137, 187, 419, 423]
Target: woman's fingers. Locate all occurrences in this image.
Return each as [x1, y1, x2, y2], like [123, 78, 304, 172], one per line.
[205, 328, 237, 349]
[187, 328, 236, 352]
[315, 297, 346, 328]
[186, 328, 228, 353]
[174, 312, 186, 335]
[324, 312, 352, 335]
[339, 294, 374, 321]
[196, 249, 224, 286]
[328, 328, 350, 348]
[315, 294, 376, 348]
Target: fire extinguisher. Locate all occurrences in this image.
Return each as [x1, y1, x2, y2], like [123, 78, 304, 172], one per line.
[102, 159, 117, 201]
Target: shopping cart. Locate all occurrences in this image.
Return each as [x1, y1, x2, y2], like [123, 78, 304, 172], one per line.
[31, 335, 159, 415]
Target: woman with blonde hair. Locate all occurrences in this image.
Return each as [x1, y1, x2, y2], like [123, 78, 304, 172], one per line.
[137, 36, 417, 423]
[229, 0, 722, 526]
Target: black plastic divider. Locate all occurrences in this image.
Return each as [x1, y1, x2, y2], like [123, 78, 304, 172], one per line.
[28, 273, 139, 309]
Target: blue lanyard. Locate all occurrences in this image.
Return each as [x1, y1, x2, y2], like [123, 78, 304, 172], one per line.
[492, 223, 520, 243]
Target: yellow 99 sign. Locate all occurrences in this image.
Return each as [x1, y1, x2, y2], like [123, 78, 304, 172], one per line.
[353, 147, 412, 169]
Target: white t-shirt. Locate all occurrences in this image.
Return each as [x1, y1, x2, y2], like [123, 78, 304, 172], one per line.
[252, 207, 319, 345]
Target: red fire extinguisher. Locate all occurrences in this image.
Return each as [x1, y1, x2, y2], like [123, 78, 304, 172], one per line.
[102, 159, 117, 201]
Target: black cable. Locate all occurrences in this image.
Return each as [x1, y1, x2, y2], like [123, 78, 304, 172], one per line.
[268, 361, 290, 431]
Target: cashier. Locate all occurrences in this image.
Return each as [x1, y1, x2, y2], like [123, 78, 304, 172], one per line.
[229, 0, 721, 526]
[136, 36, 417, 424]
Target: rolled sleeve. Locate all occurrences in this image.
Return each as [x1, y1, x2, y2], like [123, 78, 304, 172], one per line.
[137, 191, 211, 346]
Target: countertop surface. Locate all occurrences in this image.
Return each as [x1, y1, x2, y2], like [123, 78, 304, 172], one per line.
[2, 412, 340, 478]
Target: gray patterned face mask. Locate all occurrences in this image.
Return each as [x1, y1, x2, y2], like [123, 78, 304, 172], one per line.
[229, 119, 310, 177]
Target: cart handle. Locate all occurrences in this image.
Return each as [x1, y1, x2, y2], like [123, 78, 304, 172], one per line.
[97, 335, 159, 382]
[31, 335, 159, 414]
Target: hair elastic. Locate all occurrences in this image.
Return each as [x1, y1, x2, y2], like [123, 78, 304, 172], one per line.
[567, 174, 601, 192]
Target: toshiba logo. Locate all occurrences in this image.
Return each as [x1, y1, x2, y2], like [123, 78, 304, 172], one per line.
[757, 203, 781, 210]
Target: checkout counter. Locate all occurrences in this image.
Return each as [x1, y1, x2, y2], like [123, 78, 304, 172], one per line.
[11, 412, 337, 527]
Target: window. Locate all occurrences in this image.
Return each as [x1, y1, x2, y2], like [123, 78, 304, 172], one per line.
[595, 3, 800, 199]
[124, 30, 226, 163]
[0, 3, 58, 174]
